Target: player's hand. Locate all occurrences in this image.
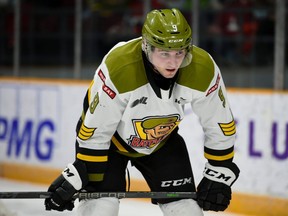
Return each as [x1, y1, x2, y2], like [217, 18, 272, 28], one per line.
[45, 174, 76, 211]
[45, 161, 88, 211]
[197, 162, 239, 211]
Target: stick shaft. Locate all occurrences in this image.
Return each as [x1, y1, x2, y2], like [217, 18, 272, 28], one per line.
[0, 191, 196, 199]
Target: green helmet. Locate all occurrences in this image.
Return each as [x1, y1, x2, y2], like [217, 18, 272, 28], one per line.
[142, 8, 192, 50]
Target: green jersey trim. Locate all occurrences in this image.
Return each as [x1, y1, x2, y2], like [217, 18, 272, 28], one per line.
[178, 46, 215, 92]
[105, 39, 148, 93]
[105, 39, 215, 94]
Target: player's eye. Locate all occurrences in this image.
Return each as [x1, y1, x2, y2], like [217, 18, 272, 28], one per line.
[176, 50, 185, 56]
[160, 52, 170, 57]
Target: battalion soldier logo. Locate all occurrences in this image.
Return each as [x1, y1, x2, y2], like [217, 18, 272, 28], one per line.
[128, 114, 180, 149]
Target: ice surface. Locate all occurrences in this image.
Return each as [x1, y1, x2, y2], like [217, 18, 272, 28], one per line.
[0, 178, 244, 216]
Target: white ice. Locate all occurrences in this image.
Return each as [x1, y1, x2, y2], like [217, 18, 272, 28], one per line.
[0, 178, 245, 216]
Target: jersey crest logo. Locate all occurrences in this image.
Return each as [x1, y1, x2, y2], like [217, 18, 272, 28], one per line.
[128, 114, 180, 149]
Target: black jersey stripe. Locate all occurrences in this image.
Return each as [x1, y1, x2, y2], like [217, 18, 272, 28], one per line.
[204, 146, 234, 156]
[76, 143, 109, 156]
[76, 143, 108, 182]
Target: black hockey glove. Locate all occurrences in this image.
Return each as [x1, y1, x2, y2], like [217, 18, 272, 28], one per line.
[197, 162, 240, 211]
[45, 160, 88, 211]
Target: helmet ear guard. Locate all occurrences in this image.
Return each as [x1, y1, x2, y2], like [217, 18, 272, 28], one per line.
[141, 38, 152, 61]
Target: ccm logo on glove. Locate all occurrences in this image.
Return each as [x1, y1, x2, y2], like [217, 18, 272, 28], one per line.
[203, 163, 237, 186]
[62, 163, 83, 190]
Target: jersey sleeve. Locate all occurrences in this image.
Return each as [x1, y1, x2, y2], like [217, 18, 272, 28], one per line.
[191, 60, 236, 163]
[75, 62, 127, 183]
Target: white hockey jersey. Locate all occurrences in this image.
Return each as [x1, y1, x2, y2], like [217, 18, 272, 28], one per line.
[75, 38, 236, 181]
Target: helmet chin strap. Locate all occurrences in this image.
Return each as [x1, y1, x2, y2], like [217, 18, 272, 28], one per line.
[152, 65, 160, 74]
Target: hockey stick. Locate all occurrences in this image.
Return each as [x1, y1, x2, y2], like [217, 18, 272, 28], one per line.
[0, 191, 196, 199]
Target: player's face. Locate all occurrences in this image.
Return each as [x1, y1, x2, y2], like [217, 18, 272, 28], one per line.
[150, 48, 186, 78]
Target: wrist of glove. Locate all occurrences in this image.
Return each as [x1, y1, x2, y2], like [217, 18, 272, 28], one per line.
[45, 160, 88, 211]
[197, 162, 240, 212]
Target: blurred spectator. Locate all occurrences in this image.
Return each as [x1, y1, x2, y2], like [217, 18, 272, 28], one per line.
[0, 0, 282, 70]
[253, 0, 275, 66]
[2, 0, 33, 64]
[218, 0, 257, 65]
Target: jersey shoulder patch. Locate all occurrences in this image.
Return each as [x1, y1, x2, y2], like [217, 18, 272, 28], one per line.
[178, 46, 215, 92]
[105, 39, 148, 93]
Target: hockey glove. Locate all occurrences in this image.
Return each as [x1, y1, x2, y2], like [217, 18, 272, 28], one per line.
[197, 162, 240, 211]
[45, 161, 88, 211]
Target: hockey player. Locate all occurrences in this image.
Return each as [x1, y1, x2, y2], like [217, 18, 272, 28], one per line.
[45, 8, 240, 216]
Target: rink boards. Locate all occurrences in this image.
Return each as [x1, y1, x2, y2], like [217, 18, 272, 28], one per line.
[0, 77, 288, 216]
